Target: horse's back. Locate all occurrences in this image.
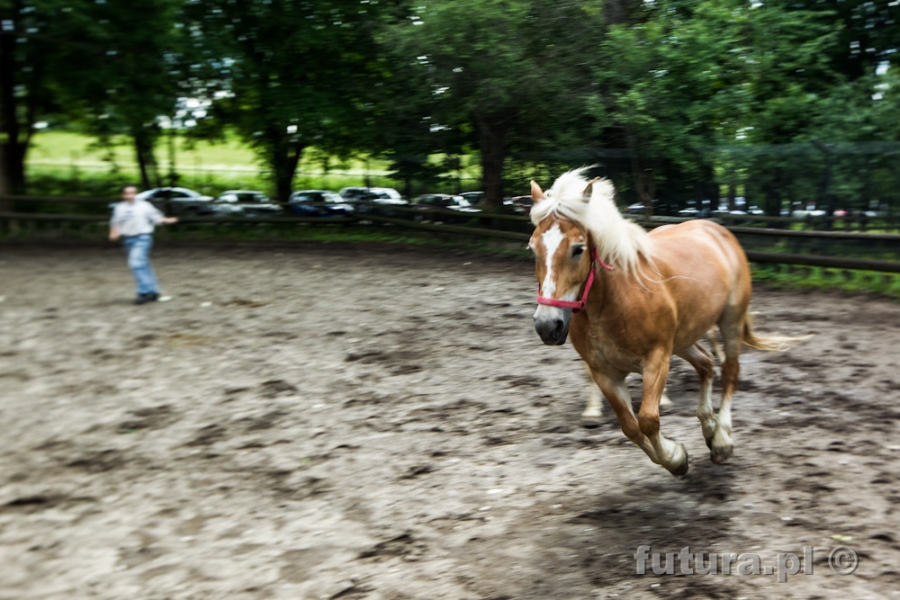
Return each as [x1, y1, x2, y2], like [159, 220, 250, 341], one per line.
[646, 220, 751, 348]
[650, 220, 748, 282]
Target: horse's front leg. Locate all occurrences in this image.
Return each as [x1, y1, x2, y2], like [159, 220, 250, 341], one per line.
[587, 367, 669, 467]
[581, 366, 674, 428]
[581, 362, 604, 427]
[638, 348, 689, 477]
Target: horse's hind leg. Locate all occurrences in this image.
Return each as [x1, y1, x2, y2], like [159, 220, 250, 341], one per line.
[711, 314, 745, 464]
[676, 343, 717, 450]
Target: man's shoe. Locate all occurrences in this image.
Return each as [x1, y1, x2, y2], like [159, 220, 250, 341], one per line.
[134, 294, 151, 305]
[146, 292, 160, 302]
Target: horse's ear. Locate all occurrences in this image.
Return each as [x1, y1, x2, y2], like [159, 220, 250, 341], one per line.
[530, 180, 546, 202]
[582, 177, 600, 202]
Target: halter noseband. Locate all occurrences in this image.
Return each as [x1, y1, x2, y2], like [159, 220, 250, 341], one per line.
[536, 247, 613, 313]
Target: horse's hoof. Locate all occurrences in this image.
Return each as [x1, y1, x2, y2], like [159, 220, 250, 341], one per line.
[581, 418, 601, 429]
[710, 445, 733, 464]
[669, 449, 690, 478]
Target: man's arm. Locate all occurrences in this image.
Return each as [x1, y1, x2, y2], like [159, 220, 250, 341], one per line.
[109, 225, 121, 241]
[149, 204, 178, 226]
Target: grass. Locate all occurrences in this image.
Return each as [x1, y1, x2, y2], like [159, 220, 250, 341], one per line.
[25, 131, 484, 198]
[751, 263, 900, 299]
[23, 167, 405, 201]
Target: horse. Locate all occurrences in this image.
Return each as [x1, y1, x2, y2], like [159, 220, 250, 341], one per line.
[528, 168, 798, 476]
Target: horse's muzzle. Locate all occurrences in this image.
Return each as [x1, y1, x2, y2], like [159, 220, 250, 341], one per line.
[534, 314, 570, 346]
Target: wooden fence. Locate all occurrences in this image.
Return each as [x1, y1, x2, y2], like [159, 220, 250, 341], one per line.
[2, 195, 899, 274]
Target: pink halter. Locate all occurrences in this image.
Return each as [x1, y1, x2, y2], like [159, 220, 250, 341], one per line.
[536, 247, 613, 313]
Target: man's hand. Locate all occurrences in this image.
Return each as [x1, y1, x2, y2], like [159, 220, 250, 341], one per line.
[109, 227, 120, 242]
[161, 217, 178, 225]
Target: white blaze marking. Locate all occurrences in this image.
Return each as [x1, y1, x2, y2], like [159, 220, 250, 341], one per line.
[534, 224, 576, 322]
[540, 224, 565, 297]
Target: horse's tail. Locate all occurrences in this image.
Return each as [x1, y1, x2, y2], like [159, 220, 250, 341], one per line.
[741, 314, 811, 352]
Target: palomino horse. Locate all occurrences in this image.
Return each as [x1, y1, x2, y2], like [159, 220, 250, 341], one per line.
[529, 169, 794, 476]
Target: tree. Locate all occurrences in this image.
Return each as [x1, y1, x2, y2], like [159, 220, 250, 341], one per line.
[385, 0, 600, 210]
[52, 0, 185, 190]
[0, 0, 183, 192]
[0, 0, 67, 193]
[590, 0, 841, 212]
[185, 0, 390, 202]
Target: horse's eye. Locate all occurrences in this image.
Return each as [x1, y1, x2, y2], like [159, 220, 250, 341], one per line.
[572, 245, 584, 257]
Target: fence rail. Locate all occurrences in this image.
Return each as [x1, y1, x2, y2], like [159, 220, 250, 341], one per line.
[2, 195, 899, 274]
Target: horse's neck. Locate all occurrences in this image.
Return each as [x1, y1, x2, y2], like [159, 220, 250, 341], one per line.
[587, 256, 655, 321]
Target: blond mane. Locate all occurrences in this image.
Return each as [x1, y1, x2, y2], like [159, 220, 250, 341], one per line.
[530, 168, 654, 275]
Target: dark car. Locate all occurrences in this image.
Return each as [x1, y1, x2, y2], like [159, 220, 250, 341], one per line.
[134, 187, 214, 215]
[678, 199, 713, 218]
[413, 194, 479, 212]
[412, 194, 481, 223]
[209, 190, 284, 218]
[503, 195, 534, 215]
[338, 186, 405, 204]
[288, 190, 354, 218]
[339, 186, 408, 217]
[460, 191, 484, 207]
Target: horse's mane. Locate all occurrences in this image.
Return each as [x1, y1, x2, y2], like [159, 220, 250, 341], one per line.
[530, 167, 654, 275]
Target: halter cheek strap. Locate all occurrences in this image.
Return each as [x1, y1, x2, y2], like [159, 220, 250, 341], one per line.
[536, 248, 613, 313]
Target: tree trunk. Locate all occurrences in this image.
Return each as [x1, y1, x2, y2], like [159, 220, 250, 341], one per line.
[604, 0, 641, 25]
[728, 174, 737, 212]
[0, 23, 27, 194]
[476, 115, 510, 211]
[136, 143, 151, 191]
[272, 140, 305, 204]
[626, 131, 655, 218]
[0, 143, 8, 213]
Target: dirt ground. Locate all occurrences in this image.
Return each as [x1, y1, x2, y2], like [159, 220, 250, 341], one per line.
[1, 240, 898, 600]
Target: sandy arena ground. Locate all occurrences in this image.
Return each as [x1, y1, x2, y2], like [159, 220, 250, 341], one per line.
[0, 240, 898, 600]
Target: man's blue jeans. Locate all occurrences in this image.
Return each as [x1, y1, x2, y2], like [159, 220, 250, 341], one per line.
[123, 234, 159, 295]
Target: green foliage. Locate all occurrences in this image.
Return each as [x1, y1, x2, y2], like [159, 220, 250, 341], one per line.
[381, 0, 600, 207]
[182, 0, 391, 200]
[4, 0, 900, 218]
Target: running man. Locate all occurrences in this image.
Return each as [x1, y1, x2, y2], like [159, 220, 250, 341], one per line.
[108, 185, 178, 304]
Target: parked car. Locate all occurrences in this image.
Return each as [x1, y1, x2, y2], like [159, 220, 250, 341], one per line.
[460, 191, 484, 206]
[134, 187, 214, 215]
[412, 194, 480, 224]
[627, 202, 649, 215]
[678, 199, 713, 218]
[288, 190, 354, 218]
[791, 204, 826, 219]
[503, 195, 534, 215]
[210, 190, 283, 218]
[339, 186, 405, 204]
[413, 194, 480, 212]
[339, 186, 408, 217]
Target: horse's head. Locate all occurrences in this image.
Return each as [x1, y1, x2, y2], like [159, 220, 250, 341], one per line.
[528, 179, 597, 346]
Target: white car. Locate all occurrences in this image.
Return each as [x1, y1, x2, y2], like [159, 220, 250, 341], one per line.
[792, 204, 826, 219]
[135, 187, 214, 215]
[339, 186, 406, 204]
[210, 190, 284, 218]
